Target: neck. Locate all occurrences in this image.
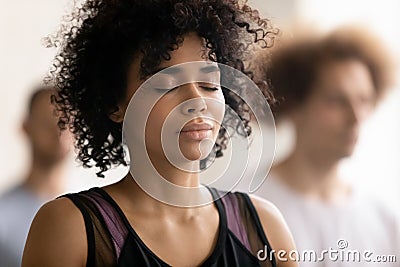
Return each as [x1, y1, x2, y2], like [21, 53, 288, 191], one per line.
[273, 146, 350, 203]
[127, 153, 212, 208]
[152, 155, 201, 187]
[23, 156, 66, 200]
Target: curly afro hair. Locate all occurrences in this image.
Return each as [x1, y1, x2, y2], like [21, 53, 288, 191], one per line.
[46, 0, 278, 177]
[259, 26, 395, 121]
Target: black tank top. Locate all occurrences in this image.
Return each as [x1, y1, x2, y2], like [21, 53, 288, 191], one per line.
[61, 187, 276, 267]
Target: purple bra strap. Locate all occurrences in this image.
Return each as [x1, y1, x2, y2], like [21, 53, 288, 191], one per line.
[215, 190, 252, 251]
[83, 190, 129, 259]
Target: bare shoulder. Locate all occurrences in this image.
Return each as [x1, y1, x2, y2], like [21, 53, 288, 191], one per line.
[22, 197, 87, 267]
[249, 195, 299, 267]
[249, 195, 292, 242]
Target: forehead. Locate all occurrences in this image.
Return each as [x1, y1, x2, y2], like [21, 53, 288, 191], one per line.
[313, 59, 375, 96]
[126, 33, 212, 92]
[156, 33, 209, 69]
[156, 62, 220, 78]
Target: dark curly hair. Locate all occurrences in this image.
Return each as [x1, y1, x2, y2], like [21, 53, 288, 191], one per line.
[45, 0, 278, 177]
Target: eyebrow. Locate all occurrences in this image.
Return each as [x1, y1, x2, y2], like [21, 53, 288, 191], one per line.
[151, 66, 182, 76]
[151, 64, 220, 76]
[199, 65, 220, 73]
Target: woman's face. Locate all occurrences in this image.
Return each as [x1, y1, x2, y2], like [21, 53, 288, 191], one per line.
[117, 33, 225, 164]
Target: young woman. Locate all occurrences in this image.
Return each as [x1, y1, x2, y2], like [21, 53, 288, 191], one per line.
[22, 1, 297, 266]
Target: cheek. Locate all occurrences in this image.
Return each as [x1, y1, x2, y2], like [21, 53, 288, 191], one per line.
[60, 130, 73, 149]
[314, 102, 346, 127]
[33, 127, 56, 142]
[145, 97, 177, 140]
[147, 105, 168, 133]
[298, 106, 343, 141]
[318, 110, 341, 128]
[209, 91, 225, 124]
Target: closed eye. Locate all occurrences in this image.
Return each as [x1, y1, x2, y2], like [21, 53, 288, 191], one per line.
[200, 86, 220, 91]
[156, 85, 220, 93]
[199, 81, 221, 91]
[154, 86, 179, 93]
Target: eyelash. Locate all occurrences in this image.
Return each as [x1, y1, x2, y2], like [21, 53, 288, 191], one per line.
[200, 86, 220, 91]
[155, 86, 220, 93]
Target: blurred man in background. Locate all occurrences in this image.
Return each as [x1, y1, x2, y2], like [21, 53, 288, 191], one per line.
[0, 86, 71, 267]
[255, 27, 400, 266]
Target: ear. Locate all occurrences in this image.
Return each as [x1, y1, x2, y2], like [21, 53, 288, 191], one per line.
[109, 107, 125, 123]
[22, 119, 30, 135]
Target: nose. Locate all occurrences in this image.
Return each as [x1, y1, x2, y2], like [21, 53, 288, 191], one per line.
[181, 83, 208, 115]
[347, 104, 359, 125]
[348, 102, 368, 126]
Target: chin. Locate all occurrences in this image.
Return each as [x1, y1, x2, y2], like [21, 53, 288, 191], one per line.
[179, 139, 215, 161]
[181, 150, 209, 161]
[334, 147, 356, 160]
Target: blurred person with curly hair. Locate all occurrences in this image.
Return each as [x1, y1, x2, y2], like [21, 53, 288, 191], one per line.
[254, 26, 400, 266]
[22, 1, 297, 266]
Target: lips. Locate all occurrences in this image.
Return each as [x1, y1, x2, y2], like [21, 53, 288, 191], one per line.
[181, 122, 213, 132]
[180, 122, 213, 141]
